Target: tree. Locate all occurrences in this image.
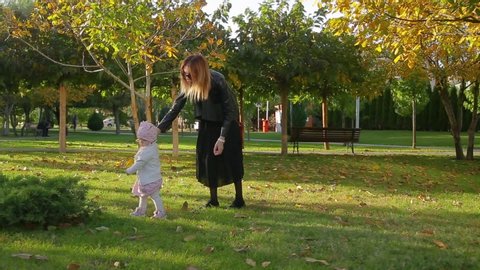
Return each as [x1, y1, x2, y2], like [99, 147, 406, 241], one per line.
[6, 0, 217, 132]
[320, 0, 480, 159]
[234, 0, 322, 154]
[390, 71, 430, 148]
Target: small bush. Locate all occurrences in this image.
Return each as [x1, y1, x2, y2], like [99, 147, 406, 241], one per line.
[87, 112, 104, 131]
[0, 174, 99, 229]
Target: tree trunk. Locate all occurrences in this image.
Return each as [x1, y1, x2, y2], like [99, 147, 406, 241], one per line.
[280, 84, 289, 155]
[59, 83, 67, 153]
[412, 99, 416, 149]
[127, 63, 140, 133]
[2, 102, 14, 136]
[113, 104, 121, 135]
[466, 81, 479, 160]
[438, 81, 465, 159]
[145, 62, 153, 122]
[322, 93, 329, 150]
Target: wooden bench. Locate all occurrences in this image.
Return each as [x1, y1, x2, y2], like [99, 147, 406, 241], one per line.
[289, 127, 361, 154]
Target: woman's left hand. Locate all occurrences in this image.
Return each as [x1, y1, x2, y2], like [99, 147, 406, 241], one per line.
[213, 140, 224, 156]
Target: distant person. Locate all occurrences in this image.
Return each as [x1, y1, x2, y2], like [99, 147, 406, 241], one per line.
[72, 115, 78, 132]
[37, 119, 50, 137]
[126, 121, 166, 219]
[158, 53, 245, 208]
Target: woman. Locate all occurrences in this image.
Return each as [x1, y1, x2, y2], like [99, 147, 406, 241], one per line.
[158, 53, 245, 208]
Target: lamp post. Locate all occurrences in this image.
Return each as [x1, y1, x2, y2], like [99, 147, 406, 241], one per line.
[255, 103, 261, 131]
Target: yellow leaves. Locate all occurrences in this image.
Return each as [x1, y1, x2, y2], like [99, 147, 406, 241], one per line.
[115, 158, 133, 168]
[393, 55, 402, 63]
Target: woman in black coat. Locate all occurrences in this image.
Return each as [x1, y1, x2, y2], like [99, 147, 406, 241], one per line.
[158, 54, 245, 208]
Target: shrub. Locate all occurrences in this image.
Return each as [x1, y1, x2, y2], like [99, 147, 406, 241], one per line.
[87, 112, 104, 131]
[0, 174, 99, 229]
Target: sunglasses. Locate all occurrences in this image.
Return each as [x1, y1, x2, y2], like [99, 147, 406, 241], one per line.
[182, 71, 192, 80]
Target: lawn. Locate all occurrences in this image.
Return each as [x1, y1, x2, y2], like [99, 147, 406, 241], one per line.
[0, 130, 479, 269]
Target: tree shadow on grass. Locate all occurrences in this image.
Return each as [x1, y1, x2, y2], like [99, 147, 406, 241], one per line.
[2, 190, 479, 270]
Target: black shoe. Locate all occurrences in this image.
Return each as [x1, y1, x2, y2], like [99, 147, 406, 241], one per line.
[229, 199, 245, 208]
[205, 200, 219, 208]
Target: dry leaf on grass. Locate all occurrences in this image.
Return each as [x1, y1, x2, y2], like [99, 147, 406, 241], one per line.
[261, 261, 271, 268]
[183, 235, 196, 242]
[304, 257, 329, 265]
[419, 229, 435, 236]
[233, 245, 249, 252]
[433, 240, 448, 249]
[123, 235, 144, 241]
[11, 253, 48, 261]
[95, 226, 109, 231]
[245, 258, 256, 267]
[203, 246, 215, 253]
[67, 263, 81, 270]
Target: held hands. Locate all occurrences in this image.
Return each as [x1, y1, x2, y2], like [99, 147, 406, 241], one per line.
[213, 137, 225, 156]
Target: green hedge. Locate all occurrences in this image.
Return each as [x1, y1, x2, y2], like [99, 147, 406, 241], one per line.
[0, 174, 99, 229]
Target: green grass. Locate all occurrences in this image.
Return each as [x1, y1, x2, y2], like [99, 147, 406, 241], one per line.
[0, 130, 479, 269]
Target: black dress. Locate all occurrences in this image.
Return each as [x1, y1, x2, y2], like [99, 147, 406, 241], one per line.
[196, 119, 243, 187]
[158, 70, 244, 188]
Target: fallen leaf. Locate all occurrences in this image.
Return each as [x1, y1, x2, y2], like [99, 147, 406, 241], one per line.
[95, 226, 109, 231]
[203, 246, 215, 253]
[452, 200, 463, 206]
[245, 258, 256, 267]
[262, 261, 271, 268]
[433, 240, 448, 249]
[67, 263, 81, 270]
[34, 255, 48, 261]
[183, 235, 196, 242]
[234, 213, 248, 218]
[233, 245, 249, 252]
[420, 229, 435, 236]
[11, 253, 32, 259]
[304, 257, 329, 265]
[123, 235, 144, 241]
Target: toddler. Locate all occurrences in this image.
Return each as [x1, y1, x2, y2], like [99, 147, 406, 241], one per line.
[126, 121, 166, 219]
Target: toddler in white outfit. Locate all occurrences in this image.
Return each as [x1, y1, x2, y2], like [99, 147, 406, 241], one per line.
[126, 121, 166, 219]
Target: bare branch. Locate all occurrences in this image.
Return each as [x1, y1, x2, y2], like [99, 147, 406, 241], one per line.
[14, 37, 100, 69]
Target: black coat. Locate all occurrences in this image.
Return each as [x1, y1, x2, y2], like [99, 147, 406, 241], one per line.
[158, 70, 239, 138]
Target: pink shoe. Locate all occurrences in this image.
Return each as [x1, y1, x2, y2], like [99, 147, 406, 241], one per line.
[152, 210, 167, 219]
[130, 207, 146, 217]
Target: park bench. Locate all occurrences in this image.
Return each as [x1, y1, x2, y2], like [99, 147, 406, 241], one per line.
[289, 127, 361, 154]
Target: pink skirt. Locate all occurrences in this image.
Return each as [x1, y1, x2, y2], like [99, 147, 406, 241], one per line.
[131, 179, 162, 196]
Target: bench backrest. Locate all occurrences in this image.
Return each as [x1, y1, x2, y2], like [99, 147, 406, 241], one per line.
[289, 127, 361, 143]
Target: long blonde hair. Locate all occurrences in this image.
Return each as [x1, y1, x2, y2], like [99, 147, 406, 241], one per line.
[180, 54, 211, 101]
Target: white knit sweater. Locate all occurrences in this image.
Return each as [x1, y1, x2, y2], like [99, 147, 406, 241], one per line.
[126, 143, 162, 185]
